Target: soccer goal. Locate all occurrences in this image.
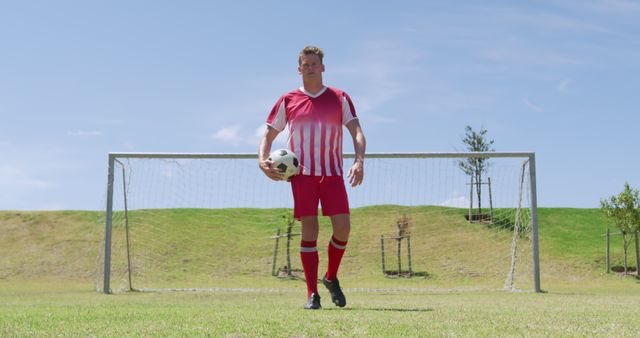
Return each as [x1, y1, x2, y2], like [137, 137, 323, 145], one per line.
[96, 152, 540, 294]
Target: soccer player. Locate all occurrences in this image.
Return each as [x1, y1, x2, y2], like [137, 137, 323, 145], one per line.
[259, 45, 366, 310]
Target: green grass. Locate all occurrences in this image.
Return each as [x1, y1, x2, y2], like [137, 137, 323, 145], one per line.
[538, 208, 634, 274]
[539, 208, 609, 259]
[1, 207, 628, 287]
[2, 281, 640, 336]
[0, 210, 99, 280]
[2, 208, 640, 336]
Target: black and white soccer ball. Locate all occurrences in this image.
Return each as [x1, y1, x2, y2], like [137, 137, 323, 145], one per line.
[268, 149, 300, 180]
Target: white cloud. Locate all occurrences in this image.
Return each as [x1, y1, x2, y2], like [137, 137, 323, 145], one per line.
[67, 130, 103, 137]
[465, 8, 603, 71]
[253, 125, 287, 147]
[556, 79, 572, 92]
[476, 46, 588, 69]
[553, 0, 640, 14]
[213, 125, 279, 147]
[523, 97, 543, 112]
[253, 125, 266, 146]
[254, 125, 266, 138]
[440, 196, 468, 208]
[95, 118, 124, 126]
[120, 141, 135, 150]
[333, 40, 425, 115]
[212, 126, 243, 145]
[417, 92, 496, 116]
[487, 6, 611, 34]
[365, 114, 399, 124]
[0, 165, 51, 190]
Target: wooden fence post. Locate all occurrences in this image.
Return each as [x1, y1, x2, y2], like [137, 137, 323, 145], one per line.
[469, 175, 474, 223]
[635, 231, 639, 277]
[286, 223, 293, 276]
[272, 228, 280, 276]
[380, 235, 386, 275]
[407, 234, 412, 277]
[397, 235, 402, 277]
[606, 228, 610, 273]
[488, 177, 494, 221]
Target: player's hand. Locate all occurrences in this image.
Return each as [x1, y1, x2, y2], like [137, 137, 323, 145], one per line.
[347, 160, 364, 187]
[259, 159, 285, 181]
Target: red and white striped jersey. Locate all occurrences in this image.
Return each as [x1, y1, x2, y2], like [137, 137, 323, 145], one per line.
[266, 86, 357, 177]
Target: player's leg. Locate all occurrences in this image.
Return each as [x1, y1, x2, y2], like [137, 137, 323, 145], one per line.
[300, 216, 320, 308]
[300, 216, 320, 241]
[319, 177, 349, 307]
[300, 216, 320, 290]
[327, 213, 350, 281]
[291, 175, 322, 309]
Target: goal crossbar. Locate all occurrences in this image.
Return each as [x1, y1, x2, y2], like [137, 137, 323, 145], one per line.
[108, 151, 535, 159]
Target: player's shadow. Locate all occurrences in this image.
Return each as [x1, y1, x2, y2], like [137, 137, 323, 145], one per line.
[382, 271, 431, 278]
[324, 307, 433, 312]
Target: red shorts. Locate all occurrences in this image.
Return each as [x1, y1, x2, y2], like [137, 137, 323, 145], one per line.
[290, 175, 350, 219]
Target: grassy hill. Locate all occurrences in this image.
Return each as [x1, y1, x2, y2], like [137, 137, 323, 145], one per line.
[538, 208, 613, 268]
[0, 207, 634, 291]
[3, 207, 640, 337]
[0, 211, 100, 280]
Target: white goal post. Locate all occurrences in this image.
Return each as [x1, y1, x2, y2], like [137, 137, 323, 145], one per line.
[99, 152, 540, 294]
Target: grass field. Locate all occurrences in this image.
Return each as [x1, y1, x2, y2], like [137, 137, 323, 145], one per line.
[2, 208, 640, 336]
[2, 280, 640, 336]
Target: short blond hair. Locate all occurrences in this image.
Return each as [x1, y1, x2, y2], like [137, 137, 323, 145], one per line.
[298, 45, 324, 65]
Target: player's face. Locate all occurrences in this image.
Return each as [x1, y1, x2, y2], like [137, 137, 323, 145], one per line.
[298, 54, 324, 78]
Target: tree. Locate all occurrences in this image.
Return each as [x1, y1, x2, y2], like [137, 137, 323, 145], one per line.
[458, 125, 495, 217]
[600, 182, 640, 275]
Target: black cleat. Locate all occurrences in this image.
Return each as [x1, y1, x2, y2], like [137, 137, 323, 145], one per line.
[322, 275, 346, 307]
[304, 293, 321, 310]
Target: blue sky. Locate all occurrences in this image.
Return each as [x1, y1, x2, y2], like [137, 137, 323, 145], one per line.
[1, 0, 639, 210]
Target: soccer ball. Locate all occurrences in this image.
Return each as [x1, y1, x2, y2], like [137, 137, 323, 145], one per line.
[268, 149, 300, 180]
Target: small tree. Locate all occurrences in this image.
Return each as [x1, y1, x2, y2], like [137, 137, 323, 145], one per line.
[458, 125, 495, 216]
[600, 182, 640, 275]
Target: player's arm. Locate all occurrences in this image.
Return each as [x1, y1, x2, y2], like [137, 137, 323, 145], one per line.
[346, 119, 366, 187]
[259, 126, 285, 181]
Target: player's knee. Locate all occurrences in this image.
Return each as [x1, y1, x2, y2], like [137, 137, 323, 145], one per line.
[332, 220, 350, 240]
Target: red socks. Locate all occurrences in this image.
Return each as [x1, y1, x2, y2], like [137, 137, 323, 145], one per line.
[300, 240, 319, 297]
[326, 235, 348, 281]
[301, 236, 348, 296]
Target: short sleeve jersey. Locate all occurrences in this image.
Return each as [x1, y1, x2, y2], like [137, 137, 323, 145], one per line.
[266, 86, 357, 177]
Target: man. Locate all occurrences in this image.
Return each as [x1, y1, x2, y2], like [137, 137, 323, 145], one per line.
[259, 45, 366, 310]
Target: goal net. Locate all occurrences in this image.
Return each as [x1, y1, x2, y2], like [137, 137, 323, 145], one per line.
[96, 152, 540, 293]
